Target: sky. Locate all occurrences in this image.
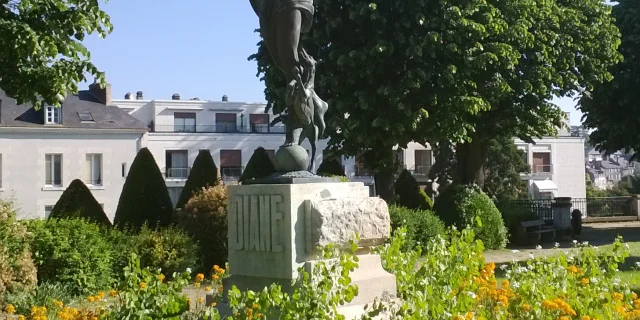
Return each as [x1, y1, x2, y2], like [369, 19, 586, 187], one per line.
[82, 0, 583, 125]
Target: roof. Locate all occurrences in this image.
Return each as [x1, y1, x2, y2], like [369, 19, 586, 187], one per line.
[0, 90, 148, 131]
[599, 157, 630, 169]
[532, 180, 558, 191]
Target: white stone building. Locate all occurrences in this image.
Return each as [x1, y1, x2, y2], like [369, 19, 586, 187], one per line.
[516, 135, 587, 199]
[0, 85, 147, 220]
[112, 92, 435, 203]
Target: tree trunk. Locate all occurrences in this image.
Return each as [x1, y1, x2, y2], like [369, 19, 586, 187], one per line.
[456, 138, 487, 187]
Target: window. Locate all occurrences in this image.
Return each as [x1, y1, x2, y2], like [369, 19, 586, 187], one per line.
[45, 154, 62, 186]
[165, 150, 189, 178]
[174, 113, 196, 132]
[44, 205, 54, 218]
[122, 163, 127, 177]
[250, 114, 270, 133]
[216, 113, 237, 133]
[78, 112, 94, 122]
[414, 150, 432, 175]
[220, 150, 242, 180]
[45, 106, 61, 124]
[532, 152, 551, 173]
[85, 154, 103, 185]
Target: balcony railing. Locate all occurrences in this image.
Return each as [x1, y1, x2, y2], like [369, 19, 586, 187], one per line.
[153, 125, 286, 134]
[354, 165, 374, 177]
[165, 167, 191, 179]
[531, 164, 553, 174]
[409, 165, 431, 176]
[221, 166, 244, 181]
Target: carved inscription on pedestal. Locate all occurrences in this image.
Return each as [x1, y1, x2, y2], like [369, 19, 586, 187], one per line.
[229, 194, 284, 252]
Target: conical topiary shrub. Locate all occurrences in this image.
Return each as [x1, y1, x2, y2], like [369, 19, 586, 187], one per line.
[394, 169, 432, 210]
[49, 179, 111, 225]
[239, 147, 275, 184]
[114, 147, 173, 230]
[316, 158, 345, 177]
[175, 150, 219, 209]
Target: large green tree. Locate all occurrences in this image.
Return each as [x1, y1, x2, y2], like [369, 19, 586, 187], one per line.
[175, 150, 219, 209]
[250, 0, 621, 199]
[0, 0, 112, 106]
[579, 0, 640, 157]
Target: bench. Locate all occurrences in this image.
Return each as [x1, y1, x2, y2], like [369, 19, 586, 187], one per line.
[518, 220, 556, 245]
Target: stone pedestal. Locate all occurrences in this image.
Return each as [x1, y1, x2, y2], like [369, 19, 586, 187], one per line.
[221, 182, 396, 318]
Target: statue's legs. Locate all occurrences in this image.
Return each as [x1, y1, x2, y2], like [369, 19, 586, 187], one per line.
[284, 124, 303, 146]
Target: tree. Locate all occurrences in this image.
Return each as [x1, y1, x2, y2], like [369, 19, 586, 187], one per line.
[580, 0, 640, 157]
[394, 170, 432, 210]
[250, 0, 622, 197]
[239, 147, 275, 184]
[49, 179, 111, 225]
[316, 158, 345, 177]
[175, 150, 219, 209]
[0, 0, 112, 107]
[114, 148, 173, 229]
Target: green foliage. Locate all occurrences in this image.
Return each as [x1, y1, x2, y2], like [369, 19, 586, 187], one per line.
[49, 179, 111, 226]
[239, 147, 275, 184]
[394, 169, 432, 210]
[483, 136, 530, 202]
[176, 185, 228, 272]
[0, 0, 112, 108]
[3, 282, 77, 317]
[131, 225, 199, 278]
[433, 184, 508, 249]
[497, 204, 539, 243]
[103, 253, 191, 320]
[580, 0, 640, 157]
[26, 218, 113, 295]
[0, 200, 37, 303]
[250, 0, 621, 190]
[316, 158, 345, 177]
[388, 205, 444, 252]
[175, 150, 219, 209]
[114, 147, 173, 230]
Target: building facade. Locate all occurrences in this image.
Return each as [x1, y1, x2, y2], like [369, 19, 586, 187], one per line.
[0, 85, 147, 220]
[516, 135, 587, 199]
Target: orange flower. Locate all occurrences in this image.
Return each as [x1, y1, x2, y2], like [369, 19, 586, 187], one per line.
[88, 296, 96, 302]
[520, 304, 532, 312]
[613, 292, 624, 301]
[195, 273, 205, 282]
[109, 289, 118, 297]
[567, 265, 580, 274]
[580, 278, 590, 286]
[157, 274, 165, 282]
[139, 282, 147, 290]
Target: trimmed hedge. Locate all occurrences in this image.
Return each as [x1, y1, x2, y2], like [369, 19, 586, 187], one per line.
[240, 147, 275, 184]
[389, 205, 445, 252]
[395, 169, 432, 210]
[433, 184, 508, 250]
[175, 150, 219, 209]
[49, 179, 111, 225]
[114, 147, 173, 230]
[316, 158, 345, 177]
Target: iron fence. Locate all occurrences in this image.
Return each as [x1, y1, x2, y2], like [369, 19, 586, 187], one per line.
[164, 167, 190, 179]
[505, 197, 635, 221]
[153, 125, 286, 134]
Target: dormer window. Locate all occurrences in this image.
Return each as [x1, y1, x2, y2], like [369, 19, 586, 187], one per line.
[45, 106, 61, 124]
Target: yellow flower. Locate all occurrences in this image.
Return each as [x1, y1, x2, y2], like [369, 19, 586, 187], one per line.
[453, 315, 464, 320]
[197, 297, 203, 304]
[139, 282, 147, 290]
[542, 300, 558, 310]
[18, 316, 25, 320]
[54, 300, 64, 308]
[613, 292, 624, 301]
[195, 273, 205, 282]
[559, 317, 570, 320]
[580, 278, 590, 286]
[5, 304, 15, 314]
[157, 274, 166, 282]
[96, 291, 105, 300]
[465, 312, 473, 320]
[211, 302, 217, 307]
[195, 282, 201, 288]
[109, 289, 118, 297]
[581, 316, 592, 320]
[205, 286, 212, 291]
[252, 303, 259, 309]
[212, 275, 220, 281]
[520, 304, 531, 312]
[88, 296, 96, 302]
[501, 280, 509, 288]
[567, 265, 580, 274]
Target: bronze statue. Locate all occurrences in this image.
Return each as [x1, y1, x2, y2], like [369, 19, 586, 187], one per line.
[249, 0, 328, 172]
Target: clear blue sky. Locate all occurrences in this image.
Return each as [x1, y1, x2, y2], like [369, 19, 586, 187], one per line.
[82, 0, 583, 125]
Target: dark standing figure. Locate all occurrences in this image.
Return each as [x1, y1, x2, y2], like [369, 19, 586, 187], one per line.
[249, 0, 328, 171]
[571, 209, 583, 238]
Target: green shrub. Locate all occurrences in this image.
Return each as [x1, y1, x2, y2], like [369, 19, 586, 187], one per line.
[394, 169, 432, 210]
[49, 179, 111, 225]
[0, 200, 37, 303]
[388, 205, 445, 252]
[240, 147, 275, 183]
[102, 227, 135, 283]
[498, 203, 539, 242]
[175, 150, 219, 209]
[176, 185, 228, 272]
[131, 225, 199, 278]
[114, 147, 173, 230]
[27, 218, 114, 294]
[316, 158, 345, 177]
[433, 184, 508, 249]
[3, 282, 76, 316]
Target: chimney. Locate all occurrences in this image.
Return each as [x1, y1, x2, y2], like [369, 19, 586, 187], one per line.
[124, 92, 132, 100]
[172, 93, 181, 100]
[222, 95, 228, 102]
[190, 97, 200, 101]
[136, 91, 144, 100]
[89, 81, 112, 105]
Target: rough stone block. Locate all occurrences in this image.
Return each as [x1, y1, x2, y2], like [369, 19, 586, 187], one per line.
[306, 197, 390, 253]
